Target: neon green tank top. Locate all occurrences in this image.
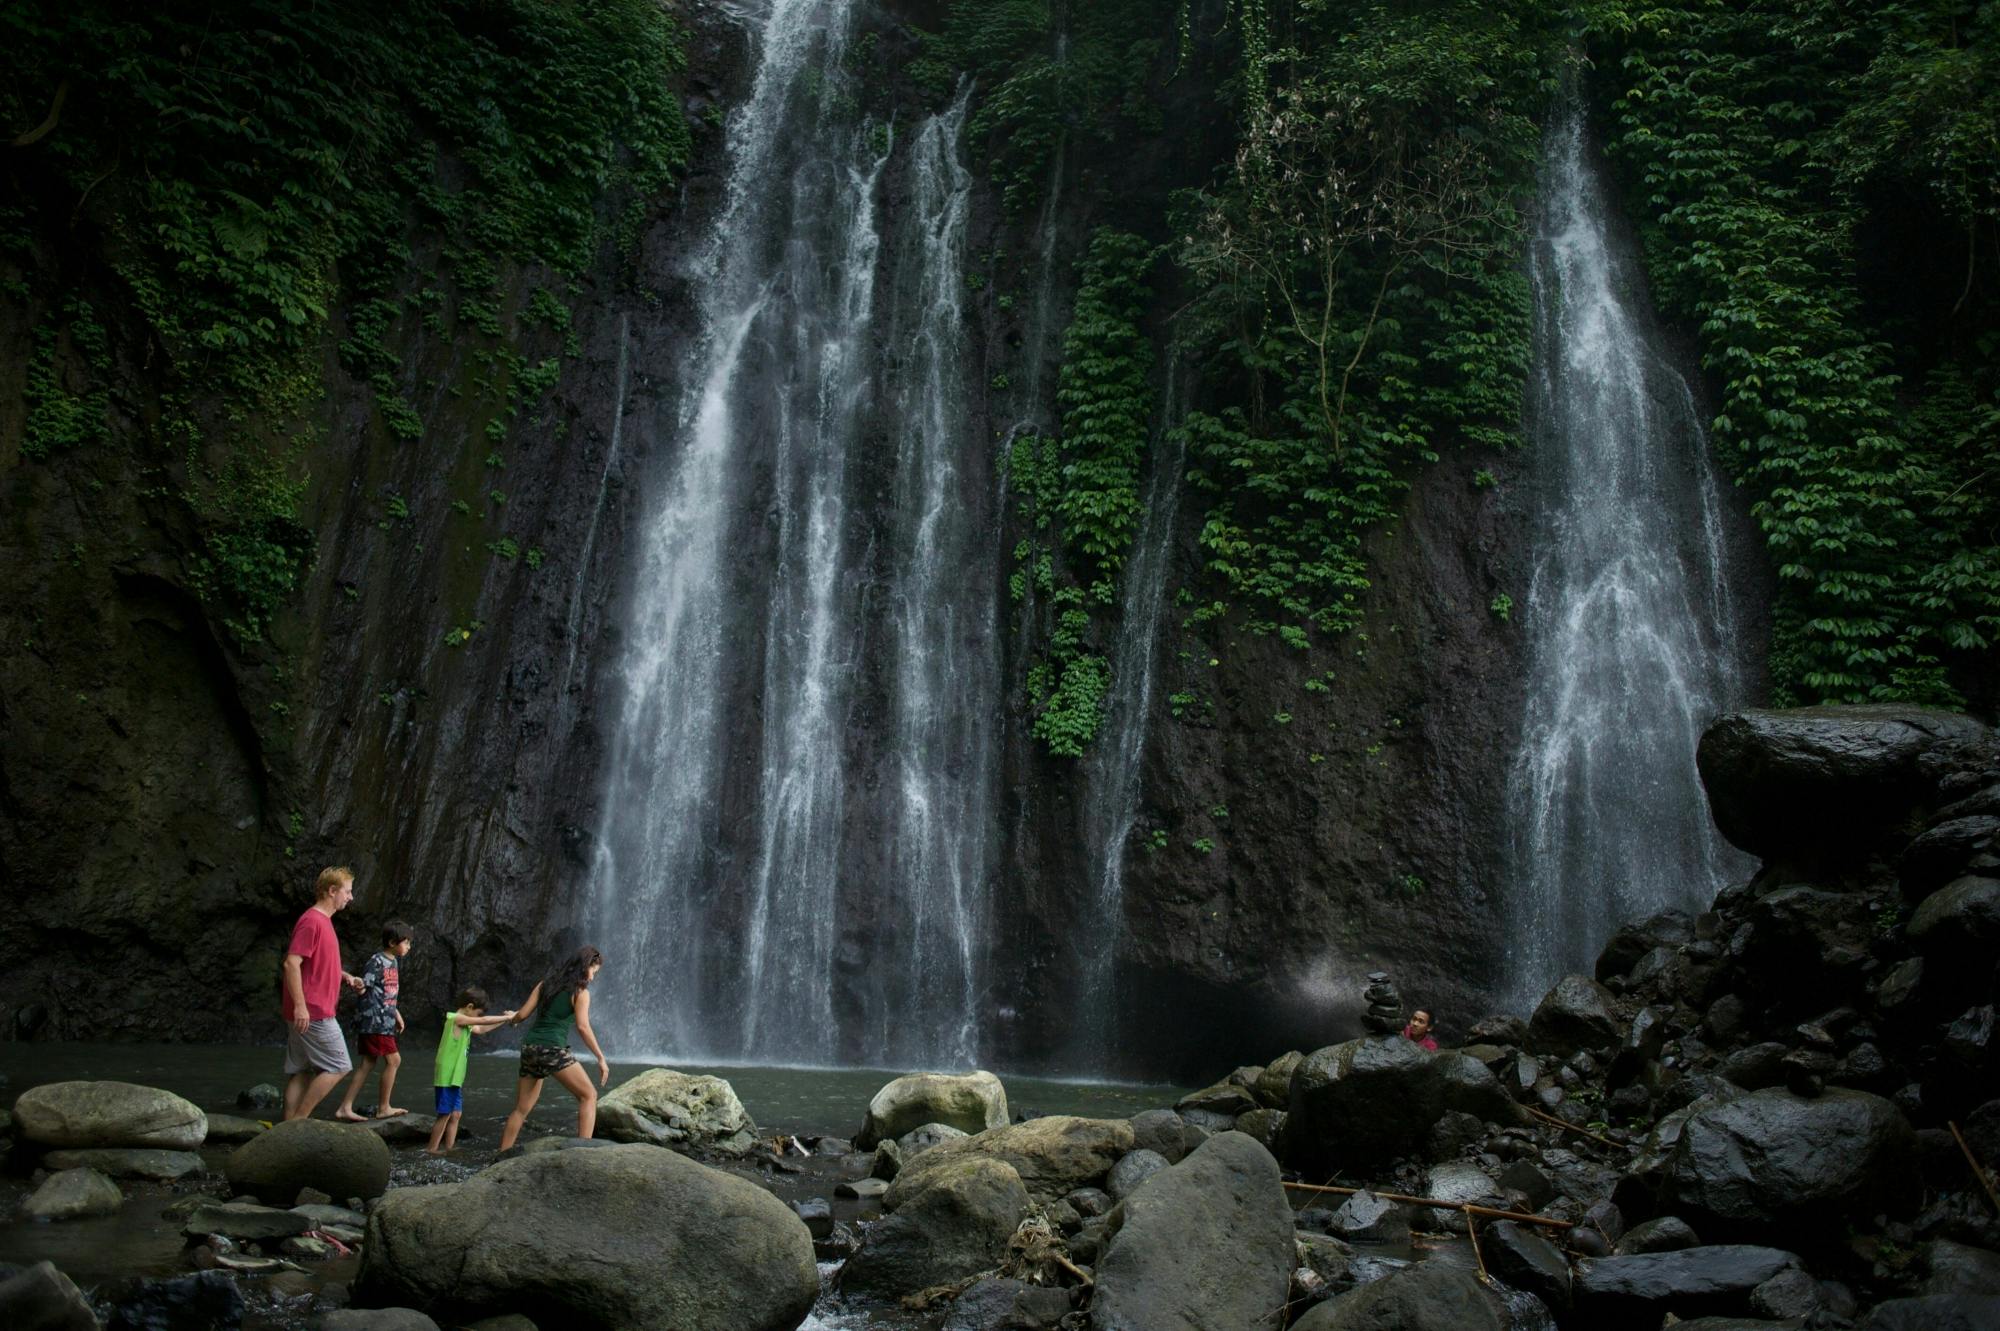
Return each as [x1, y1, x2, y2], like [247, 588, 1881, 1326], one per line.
[434, 1012, 473, 1088]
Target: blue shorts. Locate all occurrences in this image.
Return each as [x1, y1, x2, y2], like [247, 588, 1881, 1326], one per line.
[434, 1085, 464, 1115]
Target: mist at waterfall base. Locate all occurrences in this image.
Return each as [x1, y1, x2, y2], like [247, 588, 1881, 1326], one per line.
[1501, 96, 1754, 1013]
[581, 1, 1004, 1072]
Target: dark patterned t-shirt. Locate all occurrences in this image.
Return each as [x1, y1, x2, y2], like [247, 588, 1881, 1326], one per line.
[356, 951, 401, 1035]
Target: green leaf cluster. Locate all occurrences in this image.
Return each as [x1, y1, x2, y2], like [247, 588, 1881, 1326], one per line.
[1596, 0, 2000, 704]
[3, 0, 689, 644]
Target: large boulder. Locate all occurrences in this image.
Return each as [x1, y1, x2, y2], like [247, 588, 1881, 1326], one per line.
[1287, 1038, 1523, 1175]
[596, 1070, 757, 1156]
[1735, 885, 1874, 1010]
[1528, 976, 1622, 1056]
[1662, 1088, 1913, 1236]
[1484, 1220, 1571, 1313]
[0, 1261, 98, 1330]
[854, 1072, 1008, 1149]
[355, 1142, 816, 1330]
[841, 1156, 1029, 1297]
[1293, 1259, 1502, 1331]
[885, 1116, 1133, 1207]
[42, 1148, 203, 1182]
[1865, 1294, 2000, 1330]
[226, 1119, 392, 1203]
[1909, 877, 2000, 956]
[11, 1081, 206, 1150]
[1575, 1246, 1801, 1324]
[1089, 1133, 1293, 1331]
[1697, 707, 1993, 864]
[20, 1167, 122, 1221]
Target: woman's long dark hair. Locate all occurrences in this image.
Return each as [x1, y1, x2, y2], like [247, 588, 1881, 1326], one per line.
[539, 945, 603, 1001]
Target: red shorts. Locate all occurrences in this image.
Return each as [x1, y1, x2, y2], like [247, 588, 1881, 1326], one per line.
[360, 1033, 398, 1057]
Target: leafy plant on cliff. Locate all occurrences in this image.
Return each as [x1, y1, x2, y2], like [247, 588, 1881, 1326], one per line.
[1592, 0, 2000, 705]
[1009, 229, 1158, 756]
[1174, 1, 1556, 643]
[1, 0, 689, 645]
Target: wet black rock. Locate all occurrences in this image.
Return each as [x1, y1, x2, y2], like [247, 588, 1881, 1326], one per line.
[1528, 976, 1621, 1056]
[103, 1272, 245, 1331]
[1696, 706, 1992, 867]
[1662, 1088, 1914, 1237]
[1901, 818, 2000, 900]
[1909, 877, 2000, 954]
[1921, 1239, 2000, 1297]
[1325, 1190, 1410, 1245]
[941, 1278, 1070, 1331]
[1598, 911, 1694, 983]
[1287, 1037, 1521, 1174]
[1862, 1294, 2000, 1330]
[1467, 1015, 1529, 1047]
[1738, 886, 1874, 1010]
[847, 1156, 1030, 1298]
[1484, 1220, 1571, 1313]
[1291, 1259, 1502, 1331]
[1573, 1245, 1801, 1325]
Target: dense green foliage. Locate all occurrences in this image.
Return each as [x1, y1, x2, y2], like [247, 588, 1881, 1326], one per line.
[1590, 0, 2000, 705]
[914, 0, 1165, 212]
[3, 0, 688, 643]
[1010, 229, 1158, 755]
[1175, 0, 1558, 644]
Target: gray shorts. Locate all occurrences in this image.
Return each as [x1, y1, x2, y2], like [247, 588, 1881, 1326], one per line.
[284, 1018, 352, 1076]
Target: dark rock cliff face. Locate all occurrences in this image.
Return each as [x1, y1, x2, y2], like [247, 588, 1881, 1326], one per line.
[0, 0, 1763, 1078]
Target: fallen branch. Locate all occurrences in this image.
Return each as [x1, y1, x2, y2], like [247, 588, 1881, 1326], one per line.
[1527, 1106, 1621, 1150]
[1466, 1213, 1491, 1282]
[1282, 1181, 1572, 1230]
[1949, 1120, 2000, 1219]
[1052, 1251, 1095, 1286]
[10, 78, 69, 147]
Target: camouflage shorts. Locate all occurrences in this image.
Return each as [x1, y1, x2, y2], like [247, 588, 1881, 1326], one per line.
[519, 1043, 576, 1080]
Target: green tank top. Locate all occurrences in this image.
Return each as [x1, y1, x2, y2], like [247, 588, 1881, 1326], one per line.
[434, 1011, 473, 1088]
[524, 984, 576, 1046]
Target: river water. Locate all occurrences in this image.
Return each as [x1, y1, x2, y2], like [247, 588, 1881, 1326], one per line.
[0, 1042, 1186, 1327]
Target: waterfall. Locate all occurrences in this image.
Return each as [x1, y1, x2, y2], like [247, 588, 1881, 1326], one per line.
[560, 311, 632, 698]
[1072, 365, 1187, 1070]
[1502, 95, 1750, 1011]
[586, 1, 995, 1068]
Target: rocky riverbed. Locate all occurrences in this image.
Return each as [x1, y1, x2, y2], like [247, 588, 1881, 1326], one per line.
[3, 705, 1998, 1330]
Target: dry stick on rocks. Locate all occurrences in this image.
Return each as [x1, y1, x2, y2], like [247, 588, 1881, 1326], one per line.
[1949, 1120, 2000, 1218]
[1466, 1213, 1491, 1283]
[1281, 1181, 1573, 1230]
[1526, 1105, 1621, 1150]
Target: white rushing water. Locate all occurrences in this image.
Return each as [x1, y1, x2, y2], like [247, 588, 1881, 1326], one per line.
[1072, 365, 1185, 1070]
[1503, 95, 1749, 1010]
[586, 1, 995, 1066]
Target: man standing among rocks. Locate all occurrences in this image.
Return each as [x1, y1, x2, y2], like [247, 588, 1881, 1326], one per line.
[281, 866, 366, 1120]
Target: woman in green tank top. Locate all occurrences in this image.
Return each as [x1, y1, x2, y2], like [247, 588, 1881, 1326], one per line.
[497, 944, 611, 1150]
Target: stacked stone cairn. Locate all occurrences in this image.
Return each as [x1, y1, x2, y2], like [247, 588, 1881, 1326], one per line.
[1361, 972, 1406, 1036]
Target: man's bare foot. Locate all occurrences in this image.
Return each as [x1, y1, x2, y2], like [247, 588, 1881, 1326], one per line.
[332, 1109, 368, 1123]
[375, 1107, 409, 1119]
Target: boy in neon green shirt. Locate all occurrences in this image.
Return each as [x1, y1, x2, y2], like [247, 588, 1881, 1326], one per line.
[425, 986, 515, 1155]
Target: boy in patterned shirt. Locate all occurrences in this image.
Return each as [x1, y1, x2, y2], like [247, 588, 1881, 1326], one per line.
[335, 921, 412, 1120]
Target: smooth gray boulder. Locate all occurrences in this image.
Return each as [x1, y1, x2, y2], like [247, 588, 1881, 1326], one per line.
[842, 1155, 1030, 1297]
[941, 1278, 1069, 1331]
[1696, 706, 1992, 861]
[1909, 877, 2000, 952]
[202, 1113, 267, 1144]
[1293, 1259, 1502, 1330]
[1421, 1161, 1495, 1234]
[596, 1069, 758, 1156]
[1574, 1245, 1802, 1323]
[896, 1122, 970, 1156]
[1616, 1215, 1702, 1255]
[1662, 1088, 1913, 1235]
[854, 1072, 1008, 1149]
[1089, 1132, 1293, 1331]
[11, 1080, 206, 1150]
[0, 1260, 99, 1330]
[885, 1115, 1133, 1207]
[20, 1167, 122, 1222]
[182, 1201, 313, 1241]
[1923, 1239, 2000, 1297]
[1326, 1190, 1409, 1244]
[1105, 1149, 1168, 1202]
[227, 1118, 392, 1203]
[355, 1142, 816, 1330]
[1287, 1038, 1522, 1175]
[1128, 1109, 1187, 1163]
[319, 1313, 443, 1331]
[42, 1148, 202, 1181]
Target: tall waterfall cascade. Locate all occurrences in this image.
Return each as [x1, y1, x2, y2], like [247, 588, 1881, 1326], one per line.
[584, 0, 997, 1067]
[1502, 97, 1750, 1011]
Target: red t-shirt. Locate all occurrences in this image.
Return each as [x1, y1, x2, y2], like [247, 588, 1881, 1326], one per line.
[284, 908, 342, 1021]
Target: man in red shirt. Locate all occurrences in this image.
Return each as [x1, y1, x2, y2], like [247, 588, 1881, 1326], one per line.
[1403, 1007, 1440, 1052]
[281, 866, 367, 1120]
